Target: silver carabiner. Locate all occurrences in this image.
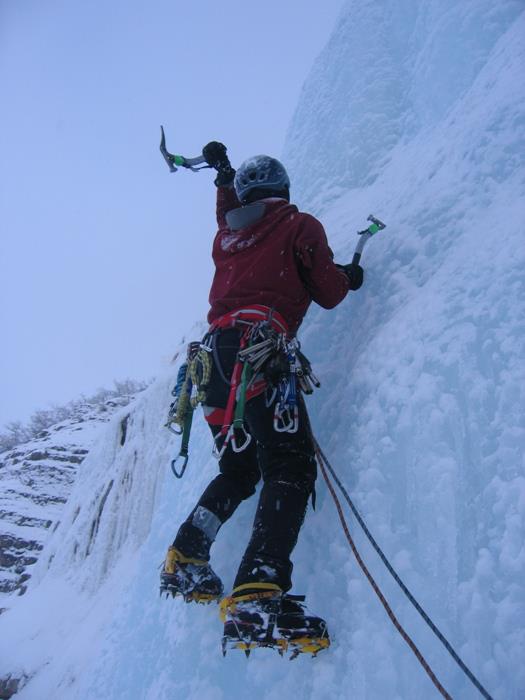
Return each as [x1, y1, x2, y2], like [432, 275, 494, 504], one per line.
[289, 405, 299, 433]
[273, 405, 299, 433]
[231, 424, 252, 452]
[213, 426, 233, 460]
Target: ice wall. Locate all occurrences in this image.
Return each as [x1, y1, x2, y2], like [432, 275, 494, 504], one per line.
[283, 0, 524, 211]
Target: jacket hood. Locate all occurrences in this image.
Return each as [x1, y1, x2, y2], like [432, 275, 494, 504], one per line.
[218, 198, 298, 254]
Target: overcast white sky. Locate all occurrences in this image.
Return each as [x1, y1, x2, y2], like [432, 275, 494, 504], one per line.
[0, 0, 344, 428]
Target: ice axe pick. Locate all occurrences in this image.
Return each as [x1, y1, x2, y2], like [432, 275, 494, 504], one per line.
[159, 126, 210, 173]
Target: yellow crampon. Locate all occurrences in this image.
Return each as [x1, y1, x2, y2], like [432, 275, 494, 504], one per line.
[181, 591, 221, 605]
[164, 546, 207, 572]
[220, 583, 330, 658]
[286, 636, 330, 659]
[228, 636, 328, 657]
[161, 546, 222, 604]
[219, 582, 283, 621]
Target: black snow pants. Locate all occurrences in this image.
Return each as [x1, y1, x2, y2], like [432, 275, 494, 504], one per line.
[173, 327, 317, 592]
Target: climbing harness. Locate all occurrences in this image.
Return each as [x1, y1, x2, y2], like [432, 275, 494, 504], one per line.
[208, 307, 319, 458]
[165, 306, 320, 472]
[313, 437, 494, 700]
[159, 126, 211, 173]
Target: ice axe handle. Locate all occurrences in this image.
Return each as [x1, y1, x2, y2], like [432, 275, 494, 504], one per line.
[352, 253, 361, 265]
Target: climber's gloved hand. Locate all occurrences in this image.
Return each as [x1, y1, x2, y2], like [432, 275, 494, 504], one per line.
[337, 263, 364, 290]
[214, 165, 236, 187]
[202, 141, 236, 187]
[202, 141, 228, 169]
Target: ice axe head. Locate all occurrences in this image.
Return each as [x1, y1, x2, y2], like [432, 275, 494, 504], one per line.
[353, 215, 386, 265]
[358, 215, 386, 236]
[159, 126, 209, 173]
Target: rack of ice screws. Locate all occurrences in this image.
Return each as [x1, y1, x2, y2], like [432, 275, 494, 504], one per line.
[237, 324, 321, 435]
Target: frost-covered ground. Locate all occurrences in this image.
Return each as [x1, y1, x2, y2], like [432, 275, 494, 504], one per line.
[0, 398, 136, 605]
[1, 1, 524, 698]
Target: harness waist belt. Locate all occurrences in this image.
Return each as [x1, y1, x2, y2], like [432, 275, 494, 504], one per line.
[209, 305, 289, 335]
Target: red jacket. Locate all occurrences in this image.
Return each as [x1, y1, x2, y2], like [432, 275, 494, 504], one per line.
[207, 187, 350, 334]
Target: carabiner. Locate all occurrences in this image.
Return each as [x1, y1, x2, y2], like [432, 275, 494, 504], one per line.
[273, 405, 299, 434]
[171, 451, 189, 479]
[213, 426, 233, 460]
[231, 424, 253, 453]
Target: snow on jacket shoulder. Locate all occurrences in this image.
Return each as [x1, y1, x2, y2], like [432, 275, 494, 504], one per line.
[208, 187, 349, 334]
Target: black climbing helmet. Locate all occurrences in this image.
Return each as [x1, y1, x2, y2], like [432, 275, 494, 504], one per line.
[234, 155, 290, 204]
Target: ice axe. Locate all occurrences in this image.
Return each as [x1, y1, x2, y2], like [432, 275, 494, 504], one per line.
[159, 125, 210, 173]
[352, 215, 386, 265]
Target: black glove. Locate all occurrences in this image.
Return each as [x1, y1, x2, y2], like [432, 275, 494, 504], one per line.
[202, 141, 228, 169]
[336, 263, 364, 291]
[202, 141, 236, 187]
[214, 165, 236, 187]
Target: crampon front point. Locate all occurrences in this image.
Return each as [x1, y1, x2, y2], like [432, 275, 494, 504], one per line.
[221, 627, 330, 660]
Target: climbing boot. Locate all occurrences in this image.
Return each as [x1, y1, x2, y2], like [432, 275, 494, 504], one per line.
[220, 583, 330, 658]
[160, 546, 223, 603]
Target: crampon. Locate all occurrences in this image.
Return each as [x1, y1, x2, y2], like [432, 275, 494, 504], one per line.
[160, 546, 223, 604]
[220, 584, 330, 659]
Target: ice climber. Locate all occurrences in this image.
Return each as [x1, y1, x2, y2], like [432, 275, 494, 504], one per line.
[161, 141, 364, 656]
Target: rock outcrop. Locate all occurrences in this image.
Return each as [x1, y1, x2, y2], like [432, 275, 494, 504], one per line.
[0, 399, 135, 603]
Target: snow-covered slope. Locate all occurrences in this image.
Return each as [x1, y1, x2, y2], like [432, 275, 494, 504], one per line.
[1, 2, 524, 699]
[0, 399, 136, 606]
